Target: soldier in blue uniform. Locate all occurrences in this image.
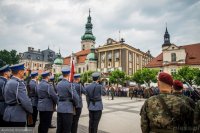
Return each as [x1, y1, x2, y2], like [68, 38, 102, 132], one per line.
[71, 74, 86, 133]
[85, 72, 106, 133]
[58, 75, 63, 82]
[37, 71, 58, 133]
[0, 65, 11, 127]
[49, 76, 57, 128]
[3, 63, 33, 127]
[27, 71, 38, 127]
[56, 68, 79, 133]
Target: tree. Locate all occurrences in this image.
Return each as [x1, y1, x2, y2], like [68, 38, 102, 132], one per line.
[109, 69, 126, 87]
[81, 71, 94, 84]
[0, 49, 20, 66]
[172, 66, 198, 85]
[194, 69, 200, 86]
[131, 68, 158, 87]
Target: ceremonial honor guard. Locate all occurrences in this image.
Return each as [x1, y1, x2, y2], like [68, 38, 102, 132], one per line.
[37, 71, 58, 133]
[56, 68, 79, 133]
[3, 63, 33, 127]
[49, 76, 57, 128]
[71, 74, 86, 133]
[85, 72, 106, 133]
[0, 65, 11, 127]
[27, 71, 39, 127]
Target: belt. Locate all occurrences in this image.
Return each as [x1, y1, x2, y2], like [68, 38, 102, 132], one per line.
[151, 128, 179, 133]
[8, 103, 19, 106]
[89, 99, 102, 102]
[39, 97, 50, 99]
[59, 98, 72, 102]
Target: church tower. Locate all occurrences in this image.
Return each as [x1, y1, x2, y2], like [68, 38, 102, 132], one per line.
[162, 26, 171, 50]
[81, 9, 96, 50]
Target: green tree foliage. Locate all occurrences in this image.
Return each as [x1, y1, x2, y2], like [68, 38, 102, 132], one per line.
[131, 68, 158, 86]
[54, 73, 62, 83]
[81, 71, 94, 84]
[194, 69, 200, 86]
[0, 49, 20, 66]
[109, 69, 126, 87]
[172, 66, 198, 85]
[173, 66, 200, 85]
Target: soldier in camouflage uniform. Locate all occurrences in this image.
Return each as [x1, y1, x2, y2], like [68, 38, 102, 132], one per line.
[194, 100, 200, 133]
[172, 80, 195, 110]
[140, 72, 194, 133]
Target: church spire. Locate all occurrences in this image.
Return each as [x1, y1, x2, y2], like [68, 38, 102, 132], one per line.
[162, 24, 171, 48]
[81, 9, 96, 41]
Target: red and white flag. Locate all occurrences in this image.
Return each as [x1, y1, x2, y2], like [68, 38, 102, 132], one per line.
[69, 54, 75, 82]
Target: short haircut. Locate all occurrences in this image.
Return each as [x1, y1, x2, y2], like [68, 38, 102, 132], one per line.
[12, 70, 19, 75]
[93, 77, 99, 81]
[31, 76, 37, 79]
[63, 73, 69, 77]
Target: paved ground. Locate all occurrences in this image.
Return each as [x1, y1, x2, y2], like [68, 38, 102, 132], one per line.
[35, 96, 145, 133]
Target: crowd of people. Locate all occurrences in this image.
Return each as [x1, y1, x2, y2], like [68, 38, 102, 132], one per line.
[0, 63, 200, 133]
[106, 83, 200, 101]
[0, 63, 106, 133]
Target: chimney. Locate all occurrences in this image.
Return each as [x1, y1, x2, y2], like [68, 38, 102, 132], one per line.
[28, 47, 31, 52]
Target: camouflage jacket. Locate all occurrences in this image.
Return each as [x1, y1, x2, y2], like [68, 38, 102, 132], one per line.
[194, 100, 200, 132]
[140, 93, 194, 133]
[173, 92, 195, 110]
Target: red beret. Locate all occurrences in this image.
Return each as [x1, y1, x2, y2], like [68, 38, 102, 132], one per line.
[158, 72, 173, 86]
[173, 80, 183, 90]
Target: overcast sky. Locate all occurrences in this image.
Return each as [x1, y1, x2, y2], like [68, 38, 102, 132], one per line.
[0, 0, 199, 57]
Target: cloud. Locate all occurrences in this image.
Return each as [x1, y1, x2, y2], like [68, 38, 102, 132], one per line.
[0, 0, 199, 58]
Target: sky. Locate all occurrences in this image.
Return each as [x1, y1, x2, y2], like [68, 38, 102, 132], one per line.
[0, 0, 199, 57]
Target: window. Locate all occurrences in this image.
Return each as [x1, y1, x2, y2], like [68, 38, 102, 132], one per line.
[108, 52, 112, 61]
[101, 53, 105, 62]
[115, 51, 119, 61]
[171, 53, 176, 62]
[78, 68, 81, 73]
[136, 55, 139, 64]
[129, 53, 132, 62]
[171, 69, 176, 75]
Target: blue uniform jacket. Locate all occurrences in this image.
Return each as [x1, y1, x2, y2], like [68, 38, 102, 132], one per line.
[37, 79, 58, 111]
[29, 79, 38, 107]
[56, 78, 79, 113]
[74, 82, 86, 108]
[3, 76, 33, 122]
[85, 82, 106, 111]
[0, 76, 7, 115]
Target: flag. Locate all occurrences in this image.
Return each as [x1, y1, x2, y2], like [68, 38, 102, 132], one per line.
[69, 54, 75, 82]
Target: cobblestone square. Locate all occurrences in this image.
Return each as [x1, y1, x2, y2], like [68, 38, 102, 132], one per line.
[34, 96, 145, 133]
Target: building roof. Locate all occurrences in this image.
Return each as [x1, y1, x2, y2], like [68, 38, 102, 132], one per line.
[146, 43, 200, 68]
[63, 49, 90, 65]
[98, 38, 153, 57]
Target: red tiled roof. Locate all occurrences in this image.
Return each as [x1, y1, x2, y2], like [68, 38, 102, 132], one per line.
[146, 53, 163, 68]
[182, 43, 200, 65]
[146, 43, 200, 68]
[63, 49, 90, 65]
